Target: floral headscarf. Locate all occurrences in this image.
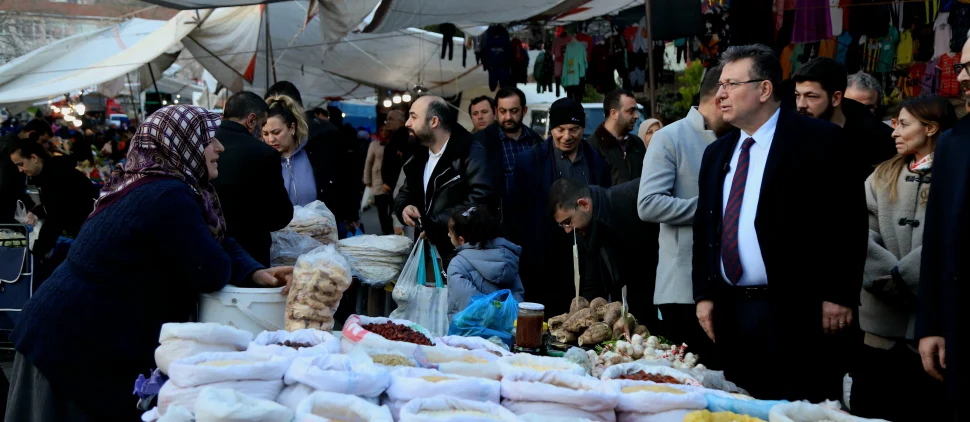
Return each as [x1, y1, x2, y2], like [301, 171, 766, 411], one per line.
[90, 105, 226, 242]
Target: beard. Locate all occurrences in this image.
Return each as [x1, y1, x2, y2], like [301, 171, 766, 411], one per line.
[618, 116, 636, 134]
[411, 127, 434, 146]
[797, 101, 835, 121]
[962, 80, 970, 99]
[500, 119, 521, 133]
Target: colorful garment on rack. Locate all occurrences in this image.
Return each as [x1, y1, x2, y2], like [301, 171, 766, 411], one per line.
[921, 57, 942, 94]
[897, 30, 914, 65]
[819, 38, 837, 58]
[864, 37, 882, 72]
[938, 52, 962, 97]
[562, 39, 588, 87]
[835, 31, 852, 63]
[876, 27, 900, 73]
[900, 63, 927, 97]
[934, 12, 952, 58]
[793, 0, 833, 42]
[781, 44, 796, 79]
[553, 34, 573, 78]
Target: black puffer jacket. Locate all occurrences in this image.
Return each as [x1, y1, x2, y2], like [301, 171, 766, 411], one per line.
[394, 127, 495, 257]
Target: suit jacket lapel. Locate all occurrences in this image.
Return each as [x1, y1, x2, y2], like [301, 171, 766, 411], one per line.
[714, 130, 742, 228]
[759, 109, 797, 195]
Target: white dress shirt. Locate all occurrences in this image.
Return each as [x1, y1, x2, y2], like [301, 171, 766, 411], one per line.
[424, 140, 449, 195]
[720, 108, 780, 286]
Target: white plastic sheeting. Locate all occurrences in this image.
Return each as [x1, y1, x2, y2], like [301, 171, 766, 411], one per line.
[362, 0, 566, 33]
[0, 12, 209, 105]
[554, 0, 644, 22]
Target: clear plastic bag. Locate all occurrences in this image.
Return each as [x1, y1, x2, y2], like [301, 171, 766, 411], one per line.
[447, 289, 518, 347]
[270, 232, 323, 267]
[284, 200, 338, 245]
[14, 200, 41, 249]
[285, 245, 352, 332]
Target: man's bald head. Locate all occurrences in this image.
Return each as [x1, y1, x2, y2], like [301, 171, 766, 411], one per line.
[412, 95, 455, 133]
[385, 109, 406, 131]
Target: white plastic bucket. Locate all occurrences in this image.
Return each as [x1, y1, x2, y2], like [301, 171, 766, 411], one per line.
[199, 286, 286, 336]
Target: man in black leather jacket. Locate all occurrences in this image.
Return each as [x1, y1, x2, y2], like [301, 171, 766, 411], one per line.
[395, 96, 495, 260]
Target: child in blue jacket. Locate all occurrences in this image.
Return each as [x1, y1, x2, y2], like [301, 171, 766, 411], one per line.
[446, 206, 525, 318]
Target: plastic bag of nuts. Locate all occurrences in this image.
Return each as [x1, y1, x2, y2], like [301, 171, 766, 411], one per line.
[340, 315, 436, 355]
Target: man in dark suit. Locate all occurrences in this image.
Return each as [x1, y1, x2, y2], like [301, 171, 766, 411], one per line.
[395, 96, 494, 260]
[212, 91, 293, 267]
[916, 37, 970, 417]
[692, 44, 866, 401]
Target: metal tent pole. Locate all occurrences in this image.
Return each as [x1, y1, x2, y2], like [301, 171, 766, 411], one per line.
[644, 0, 657, 117]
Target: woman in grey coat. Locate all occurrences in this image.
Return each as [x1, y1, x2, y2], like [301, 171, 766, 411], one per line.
[445, 206, 525, 318]
[852, 96, 956, 421]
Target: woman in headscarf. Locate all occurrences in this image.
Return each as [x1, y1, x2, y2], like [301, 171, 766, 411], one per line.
[4, 105, 293, 421]
[638, 118, 663, 149]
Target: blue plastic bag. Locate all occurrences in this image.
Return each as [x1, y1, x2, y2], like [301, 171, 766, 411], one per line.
[448, 289, 518, 346]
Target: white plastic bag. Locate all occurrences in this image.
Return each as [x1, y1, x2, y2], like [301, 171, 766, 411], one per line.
[518, 414, 597, 422]
[340, 314, 437, 354]
[389, 239, 450, 337]
[338, 234, 412, 287]
[158, 379, 283, 416]
[285, 200, 338, 245]
[361, 186, 375, 212]
[247, 329, 339, 358]
[14, 200, 42, 249]
[399, 397, 519, 422]
[167, 351, 291, 389]
[295, 391, 394, 422]
[425, 348, 502, 380]
[194, 387, 293, 422]
[155, 323, 254, 374]
[437, 335, 512, 357]
[500, 370, 619, 413]
[286, 245, 352, 332]
[501, 400, 617, 421]
[156, 406, 194, 422]
[600, 362, 703, 387]
[270, 231, 323, 267]
[616, 409, 692, 422]
[769, 402, 888, 422]
[610, 379, 707, 414]
[385, 367, 500, 405]
[277, 383, 315, 411]
[284, 353, 391, 398]
[496, 354, 586, 379]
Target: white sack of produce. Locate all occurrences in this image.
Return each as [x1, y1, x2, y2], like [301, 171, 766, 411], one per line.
[501, 400, 616, 421]
[518, 414, 597, 422]
[340, 315, 436, 354]
[349, 346, 419, 369]
[616, 409, 692, 422]
[600, 362, 703, 387]
[155, 323, 253, 374]
[284, 201, 338, 245]
[248, 329, 340, 358]
[496, 353, 586, 378]
[167, 351, 291, 388]
[194, 387, 293, 422]
[284, 352, 392, 398]
[610, 379, 707, 414]
[295, 391, 394, 422]
[285, 245, 352, 332]
[276, 383, 316, 411]
[386, 367, 500, 407]
[398, 397, 519, 422]
[271, 231, 324, 267]
[768, 402, 889, 422]
[500, 370, 619, 413]
[425, 347, 502, 380]
[437, 335, 513, 357]
[338, 234, 412, 286]
[155, 405, 194, 422]
[158, 379, 283, 416]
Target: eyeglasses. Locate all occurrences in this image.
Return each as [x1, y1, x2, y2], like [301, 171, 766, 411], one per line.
[953, 61, 970, 78]
[715, 79, 767, 92]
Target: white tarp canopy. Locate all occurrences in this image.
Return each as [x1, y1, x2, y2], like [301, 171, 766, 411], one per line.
[0, 12, 209, 105]
[554, 0, 643, 22]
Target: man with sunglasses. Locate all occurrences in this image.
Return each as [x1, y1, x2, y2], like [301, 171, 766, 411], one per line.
[693, 44, 866, 402]
[792, 58, 894, 181]
[504, 98, 611, 317]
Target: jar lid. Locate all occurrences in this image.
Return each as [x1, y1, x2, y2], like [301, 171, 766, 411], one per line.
[518, 302, 545, 311]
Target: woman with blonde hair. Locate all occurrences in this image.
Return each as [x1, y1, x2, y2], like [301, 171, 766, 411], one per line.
[852, 95, 956, 421]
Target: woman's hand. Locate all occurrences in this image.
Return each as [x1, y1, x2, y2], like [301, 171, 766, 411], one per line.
[252, 266, 294, 294]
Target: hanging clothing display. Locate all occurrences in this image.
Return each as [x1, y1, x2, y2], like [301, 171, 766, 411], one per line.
[938, 52, 962, 97]
[864, 37, 882, 72]
[534, 51, 554, 93]
[830, 0, 844, 35]
[934, 12, 952, 58]
[575, 32, 594, 61]
[651, 0, 705, 40]
[510, 38, 530, 85]
[782, 43, 796, 79]
[553, 33, 573, 79]
[835, 31, 852, 64]
[440, 23, 457, 61]
[948, 2, 970, 53]
[819, 38, 837, 58]
[850, 0, 891, 38]
[562, 39, 588, 88]
[633, 17, 649, 53]
[921, 57, 942, 94]
[876, 26, 900, 73]
[481, 25, 513, 91]
[792, 0, 833, 43]
[897, 29, 914, 65]
[589, 42, 616, 94]
[900, 62, 927, 96]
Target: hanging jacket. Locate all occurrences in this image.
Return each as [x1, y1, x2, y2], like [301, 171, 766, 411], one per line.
[447, 237, 526, 317]
[510, 38, 529, 85]
[562, 40, 588, 87]
[481, 25, 512, 72]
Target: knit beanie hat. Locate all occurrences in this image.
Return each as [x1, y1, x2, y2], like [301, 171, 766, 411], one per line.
[549, 98, 586, 130]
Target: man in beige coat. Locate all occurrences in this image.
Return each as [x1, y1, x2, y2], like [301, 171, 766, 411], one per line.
[637, 65, 731, 366]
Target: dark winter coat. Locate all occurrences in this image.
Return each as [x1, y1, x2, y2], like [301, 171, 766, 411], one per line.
[587, 123, 646, 185]
[29, 156, 99, 258]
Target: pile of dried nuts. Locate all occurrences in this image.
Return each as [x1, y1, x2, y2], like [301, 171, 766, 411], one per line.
[362, 322, 433, 346]
[275, 340, 314, 349]
[617, 370, 683, 384]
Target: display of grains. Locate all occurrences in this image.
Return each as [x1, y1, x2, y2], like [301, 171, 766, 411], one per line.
[371, 354, 415, 367]
[616, 370, 683, 384]
[275, 340, 315, 349]
[362, 322, 433, 346]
